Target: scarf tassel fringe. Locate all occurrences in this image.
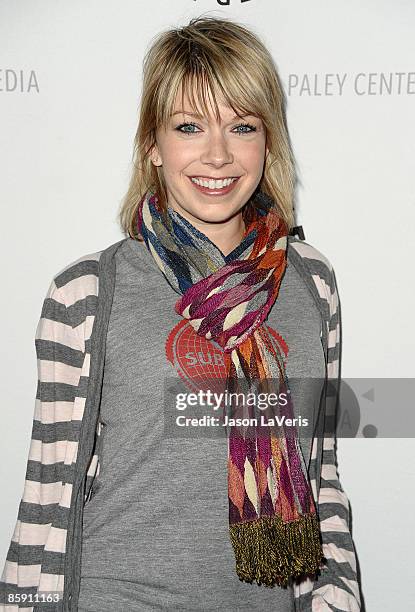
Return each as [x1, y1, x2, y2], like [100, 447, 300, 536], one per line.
[229, 513, 325, 588]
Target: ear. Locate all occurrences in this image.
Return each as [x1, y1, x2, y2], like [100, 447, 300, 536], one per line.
[150, 143, 162, 167]
[265, 145, 270, 160]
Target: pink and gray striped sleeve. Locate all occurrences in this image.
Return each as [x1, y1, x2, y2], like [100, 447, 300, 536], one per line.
[294, 263, 362, 611]
[0, 254, 99, 611]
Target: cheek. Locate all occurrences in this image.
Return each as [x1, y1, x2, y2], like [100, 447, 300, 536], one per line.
[164, 146, 194, 176]
[156, 132, 194, 172]
[237, 141, 267, 174]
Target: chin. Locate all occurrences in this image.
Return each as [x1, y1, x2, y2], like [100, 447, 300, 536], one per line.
[187, 204, 243, 224]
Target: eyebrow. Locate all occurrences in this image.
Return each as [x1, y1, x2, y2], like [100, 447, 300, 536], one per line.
[171, 110, 253, 121]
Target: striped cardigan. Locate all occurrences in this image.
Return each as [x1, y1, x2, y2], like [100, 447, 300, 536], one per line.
[0, 236, 362, 611]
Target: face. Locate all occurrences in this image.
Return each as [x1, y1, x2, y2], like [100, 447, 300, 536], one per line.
[150, 85, 269, 227]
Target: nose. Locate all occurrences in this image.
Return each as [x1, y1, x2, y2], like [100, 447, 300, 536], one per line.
[200, 129, 234, 167]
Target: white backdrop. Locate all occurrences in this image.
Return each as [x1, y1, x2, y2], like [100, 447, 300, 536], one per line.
[1, 1, 414, 610]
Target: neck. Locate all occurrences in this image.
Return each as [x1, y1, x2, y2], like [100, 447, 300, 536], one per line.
[201, 214, 246, 257]
[169, 206, 246, 257]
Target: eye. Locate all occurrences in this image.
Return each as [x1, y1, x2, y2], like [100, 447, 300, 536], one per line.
[175, 122, 201, 135]
[233, 122, 257, 135]
[174, 121, 258, 136]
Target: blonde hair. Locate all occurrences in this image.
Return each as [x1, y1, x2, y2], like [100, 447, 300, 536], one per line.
[118, 15, 297, 239]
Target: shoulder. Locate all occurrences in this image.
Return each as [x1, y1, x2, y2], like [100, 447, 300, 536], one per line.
[288, 236, 339, 310]
[44, 238, 125, 309]
[288, 236, 334, 274]
[47, 248, 103, 307]
[288, 236, 336, 285]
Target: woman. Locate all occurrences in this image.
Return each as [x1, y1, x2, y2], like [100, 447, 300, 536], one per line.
[1, 16, 361, 611]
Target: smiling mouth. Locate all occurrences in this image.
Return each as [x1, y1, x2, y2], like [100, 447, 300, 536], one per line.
[189, 176, 239, 188]
[187, 175, 241, 196]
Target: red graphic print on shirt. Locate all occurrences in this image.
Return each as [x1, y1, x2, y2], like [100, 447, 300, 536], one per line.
[165, 319, 288, 395]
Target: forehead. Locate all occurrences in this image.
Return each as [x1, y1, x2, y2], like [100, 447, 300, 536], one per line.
[170, 80, 248, 122]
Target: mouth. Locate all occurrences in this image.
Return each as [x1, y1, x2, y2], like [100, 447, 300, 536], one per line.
[187, 175, 240, 196]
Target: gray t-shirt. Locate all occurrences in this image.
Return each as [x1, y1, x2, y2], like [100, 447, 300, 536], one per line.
[77, 237, 325, 611]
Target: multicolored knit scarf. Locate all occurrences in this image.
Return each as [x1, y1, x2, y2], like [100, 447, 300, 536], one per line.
[136, 189, 324, 588]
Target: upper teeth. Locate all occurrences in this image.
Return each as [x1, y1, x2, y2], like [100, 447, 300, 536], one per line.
[191, 177, 236, 189]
